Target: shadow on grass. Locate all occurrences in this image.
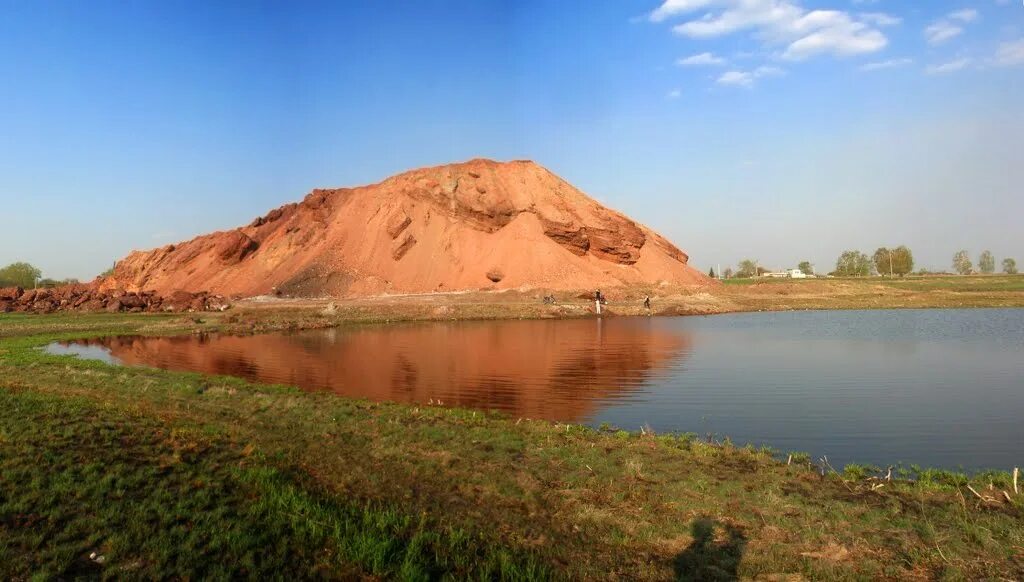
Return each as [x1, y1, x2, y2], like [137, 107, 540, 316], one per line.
[674, 518, 746, 581]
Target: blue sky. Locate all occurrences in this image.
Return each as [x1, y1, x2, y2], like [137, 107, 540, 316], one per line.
[1, 0, 1021, 279]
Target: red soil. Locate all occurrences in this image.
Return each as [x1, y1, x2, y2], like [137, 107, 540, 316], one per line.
[102, 159, 712, 298]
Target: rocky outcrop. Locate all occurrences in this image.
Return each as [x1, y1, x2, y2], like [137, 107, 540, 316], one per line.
[216, 232, 259, 264]
[0, 284, 228, 314]
[392, 233, 417, 261]
[100, 159, 711, 297]
[386, 211, 412, 239]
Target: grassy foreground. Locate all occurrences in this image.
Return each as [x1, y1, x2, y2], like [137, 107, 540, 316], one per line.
[1, 313, 1023, 580]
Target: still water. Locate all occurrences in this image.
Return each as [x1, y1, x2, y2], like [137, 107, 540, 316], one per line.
[48, 309, 1023, 470]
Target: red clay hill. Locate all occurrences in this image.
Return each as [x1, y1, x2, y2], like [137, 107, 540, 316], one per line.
[102, 159, 711, 297]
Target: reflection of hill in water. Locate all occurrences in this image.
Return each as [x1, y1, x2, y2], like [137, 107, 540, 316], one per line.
[82, 319, 691, 422]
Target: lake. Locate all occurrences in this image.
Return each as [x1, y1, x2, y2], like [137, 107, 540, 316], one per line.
[47, 308, 1024, 471]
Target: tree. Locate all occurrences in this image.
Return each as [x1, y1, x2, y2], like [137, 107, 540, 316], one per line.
[978, 250, 995, 274]
[37, 278, 80, 288]
[952, 250, 972, 275]
[797, 261, 813, 276]
[891, 246, 914, 276]
[0, 262, 42, 288]
[723, 267, 734, 279]
[874, 246, 913, 277]
[1003, 258, 1018, 275]
[873, 247, 893, 277]
[708, 267, 716, 278]
[834, 250, 872, 277]
[736, 259, 758, 278]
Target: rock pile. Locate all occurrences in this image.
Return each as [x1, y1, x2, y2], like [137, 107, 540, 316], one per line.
[100, 158, 713, 298]
[0, 285, 228, 314]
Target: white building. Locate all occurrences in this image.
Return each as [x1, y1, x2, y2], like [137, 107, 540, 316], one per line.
[760, 268, 808, 279]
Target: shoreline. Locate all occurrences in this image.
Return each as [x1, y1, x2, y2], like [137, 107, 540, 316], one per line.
[19, 309, 1024, 476]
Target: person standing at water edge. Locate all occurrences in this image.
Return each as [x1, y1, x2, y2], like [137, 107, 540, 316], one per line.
[595, 289, 603, 315]
[644, 296, 651, 311]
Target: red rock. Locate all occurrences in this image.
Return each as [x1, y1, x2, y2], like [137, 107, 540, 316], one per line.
[392, 233, 416, 261]
[120, 294, 146, 309]
[386, 211, 412, 239]
[216, 232, 259, 264]
[81, 299, 105, 311]
[72, 293, 92, 308]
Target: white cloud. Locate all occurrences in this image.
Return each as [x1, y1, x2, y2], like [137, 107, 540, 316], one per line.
[994, 38, 1024, 67]
[859, 57, 913, 71]
[924, 9, 979, 45]
[925, 58, 972, 74]
[677, 52, 727, 66]
[717, 70, 755, 87]
[782, 15, 888, 59]
[659, 1, 888, 60]
[667, 88, 683, 99]
[754, 65, 784, 76]
[716, 65, 785, 87]
[859, 12, 901, 27]
[949, 9, 978, 23]
[924, 21, 963, 44]
[649, 0, 714, 22]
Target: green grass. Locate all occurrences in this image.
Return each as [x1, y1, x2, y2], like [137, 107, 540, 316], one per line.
[0, 387, 548, 580]
[720, 274, 1024, 292]
[876, 275, 1024, 293]
[1, 312, 1023, 579]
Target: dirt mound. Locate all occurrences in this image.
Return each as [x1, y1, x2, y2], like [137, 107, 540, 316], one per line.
[102, 159, 712, 298]
[0, 284, 227, 314]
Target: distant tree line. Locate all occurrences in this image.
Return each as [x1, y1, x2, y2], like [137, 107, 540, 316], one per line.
[0, 261, 83, 289]
[953, 250, 1017, 275]
[0, 262, 42, 288]
[718, 246, 1019, 279]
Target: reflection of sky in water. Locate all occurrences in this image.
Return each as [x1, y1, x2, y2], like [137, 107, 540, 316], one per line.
[589, 309, 1024, 470]
[46, 342, 121, 365]
[46, 309, 1024, 471]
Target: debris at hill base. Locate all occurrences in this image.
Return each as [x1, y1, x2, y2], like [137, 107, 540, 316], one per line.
[0, 285, 228, 314]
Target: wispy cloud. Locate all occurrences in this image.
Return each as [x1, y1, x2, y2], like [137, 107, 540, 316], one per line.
[924, 21, 963, 44]
[677, 52, 727, 66]
[716, 65, 785, 87]
[993, 38, 1024, 67]
[648, 0, 889, 60]
[926, 58, 972, 75]
[948, 9, 978, 23]
[859, 12, 901, 27]
[924, 9, 979, 45]
[649, 0, 714, 22]
[717, 71, 755, 87]
[667, 88, 683, 99]
[859, 58, 913, 71]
